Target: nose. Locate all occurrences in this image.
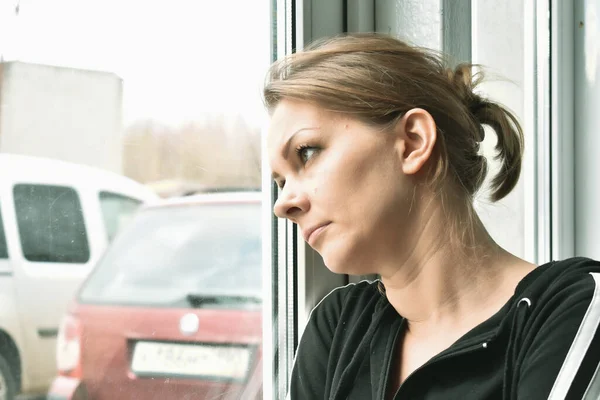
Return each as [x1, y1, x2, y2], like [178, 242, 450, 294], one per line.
[273, 183, 310, 220]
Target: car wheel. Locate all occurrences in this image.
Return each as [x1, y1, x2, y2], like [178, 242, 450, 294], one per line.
[0, 354, 16, 400]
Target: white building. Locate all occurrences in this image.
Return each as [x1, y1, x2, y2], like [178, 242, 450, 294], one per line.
[0, 61, 123, 174]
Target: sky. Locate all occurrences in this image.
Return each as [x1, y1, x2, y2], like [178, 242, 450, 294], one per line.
[0, 0, 272, 126]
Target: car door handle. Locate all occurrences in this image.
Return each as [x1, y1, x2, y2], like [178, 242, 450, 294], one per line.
[38, 328, 59, 338]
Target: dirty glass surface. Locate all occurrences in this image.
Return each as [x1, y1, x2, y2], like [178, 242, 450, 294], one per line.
[0, 0, 270, 399]
[14, 184, 90, 264]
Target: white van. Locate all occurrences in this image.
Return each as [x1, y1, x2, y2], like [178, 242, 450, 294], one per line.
[0, 154, 158, 399]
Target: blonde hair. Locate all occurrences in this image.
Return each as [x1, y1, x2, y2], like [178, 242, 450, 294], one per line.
[263, 33, 524, 204]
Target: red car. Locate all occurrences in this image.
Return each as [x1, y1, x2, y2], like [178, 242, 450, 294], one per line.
[48, 192, 263, 400]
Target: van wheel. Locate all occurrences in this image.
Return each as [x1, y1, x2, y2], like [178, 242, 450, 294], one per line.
[0, 354, 16, 400]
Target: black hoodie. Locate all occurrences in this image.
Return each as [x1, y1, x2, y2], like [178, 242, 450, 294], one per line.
[288, 257, 600, 399]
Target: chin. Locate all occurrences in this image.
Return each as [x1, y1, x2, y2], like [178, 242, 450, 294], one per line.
[319, 245, 367, 276]
[322, 259, 350, 275]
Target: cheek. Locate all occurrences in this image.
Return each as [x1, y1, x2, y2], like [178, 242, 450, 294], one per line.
[310, 144, 399, 207]
[341, 149, 396, 195]
[309, 156, 350, 205]
[344, 151, 407, 222]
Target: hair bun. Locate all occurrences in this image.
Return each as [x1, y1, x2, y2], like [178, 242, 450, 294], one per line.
[447, 64, 486, 143]
[468, 97, 487, 142]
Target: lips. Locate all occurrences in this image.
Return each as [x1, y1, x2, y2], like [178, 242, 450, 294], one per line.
[303, 222, 331, 245]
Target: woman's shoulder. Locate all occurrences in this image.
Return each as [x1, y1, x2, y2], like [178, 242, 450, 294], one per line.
[507, 257, 600, 399]
[538, 256, 599, 281]
[548, 256, 600, 271]
[518, 256, 600, 302]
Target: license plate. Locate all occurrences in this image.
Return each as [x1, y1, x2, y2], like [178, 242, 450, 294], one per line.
[131, 341, 252, 381]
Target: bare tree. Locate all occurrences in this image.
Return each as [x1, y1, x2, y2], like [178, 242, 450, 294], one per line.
[122, 113, 261, 193]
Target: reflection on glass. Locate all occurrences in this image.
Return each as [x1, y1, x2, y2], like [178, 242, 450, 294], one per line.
[0, 0, 268, 399]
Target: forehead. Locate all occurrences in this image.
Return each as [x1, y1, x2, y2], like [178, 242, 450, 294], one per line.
[267, 100, 325, 148]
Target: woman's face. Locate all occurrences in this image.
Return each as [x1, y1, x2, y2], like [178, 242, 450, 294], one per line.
[268, 99, 418, 275]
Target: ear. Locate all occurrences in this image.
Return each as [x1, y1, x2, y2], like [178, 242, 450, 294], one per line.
[393, 108, 437, 175]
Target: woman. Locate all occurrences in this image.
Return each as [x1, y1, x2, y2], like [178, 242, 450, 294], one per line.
[265, 33, 600, 400]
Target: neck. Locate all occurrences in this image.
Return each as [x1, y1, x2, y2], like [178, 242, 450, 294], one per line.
[378, 195, 534, 336]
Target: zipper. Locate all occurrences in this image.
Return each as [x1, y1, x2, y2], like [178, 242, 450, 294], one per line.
[387, 338, 494, 400]
[379, 319, 406, 400]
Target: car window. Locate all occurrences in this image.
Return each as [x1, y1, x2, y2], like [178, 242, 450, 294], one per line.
[99, 191, 143, 242]
[13, 184, 90, 263]
[0, 203, 8, 259]
[79, 202, 261, 307]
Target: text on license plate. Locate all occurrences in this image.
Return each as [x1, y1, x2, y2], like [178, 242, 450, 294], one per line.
[131, 341, 252, 381]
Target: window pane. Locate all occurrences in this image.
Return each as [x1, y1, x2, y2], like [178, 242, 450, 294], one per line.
[0, 203, 8, 259]
[13, 184, 90, 263]
[98, 191, 142, 242]
[0, 0, 270, 398]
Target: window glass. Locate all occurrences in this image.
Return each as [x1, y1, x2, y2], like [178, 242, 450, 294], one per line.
[0, 203, 8, 259]
[98, 191, 142, 242]
[0, 1, 270, 398]
[13, 184, 90, 263]
[80, 202, 261, 306]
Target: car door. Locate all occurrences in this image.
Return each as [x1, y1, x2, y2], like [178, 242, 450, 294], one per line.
[9, 183, 96, 387]
[0, 197, 22, 351]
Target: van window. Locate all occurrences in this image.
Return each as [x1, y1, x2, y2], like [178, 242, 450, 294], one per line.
[14, 184, 90, 263]
[0, 204, 8, 259]
[99, 192, 143, 242]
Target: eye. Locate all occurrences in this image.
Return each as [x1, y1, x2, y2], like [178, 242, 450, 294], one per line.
[296, 145, 319, 164]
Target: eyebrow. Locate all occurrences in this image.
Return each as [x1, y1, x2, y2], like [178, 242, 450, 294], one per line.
[271, 126, 320, 181]
[280, 126, 320, 157]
